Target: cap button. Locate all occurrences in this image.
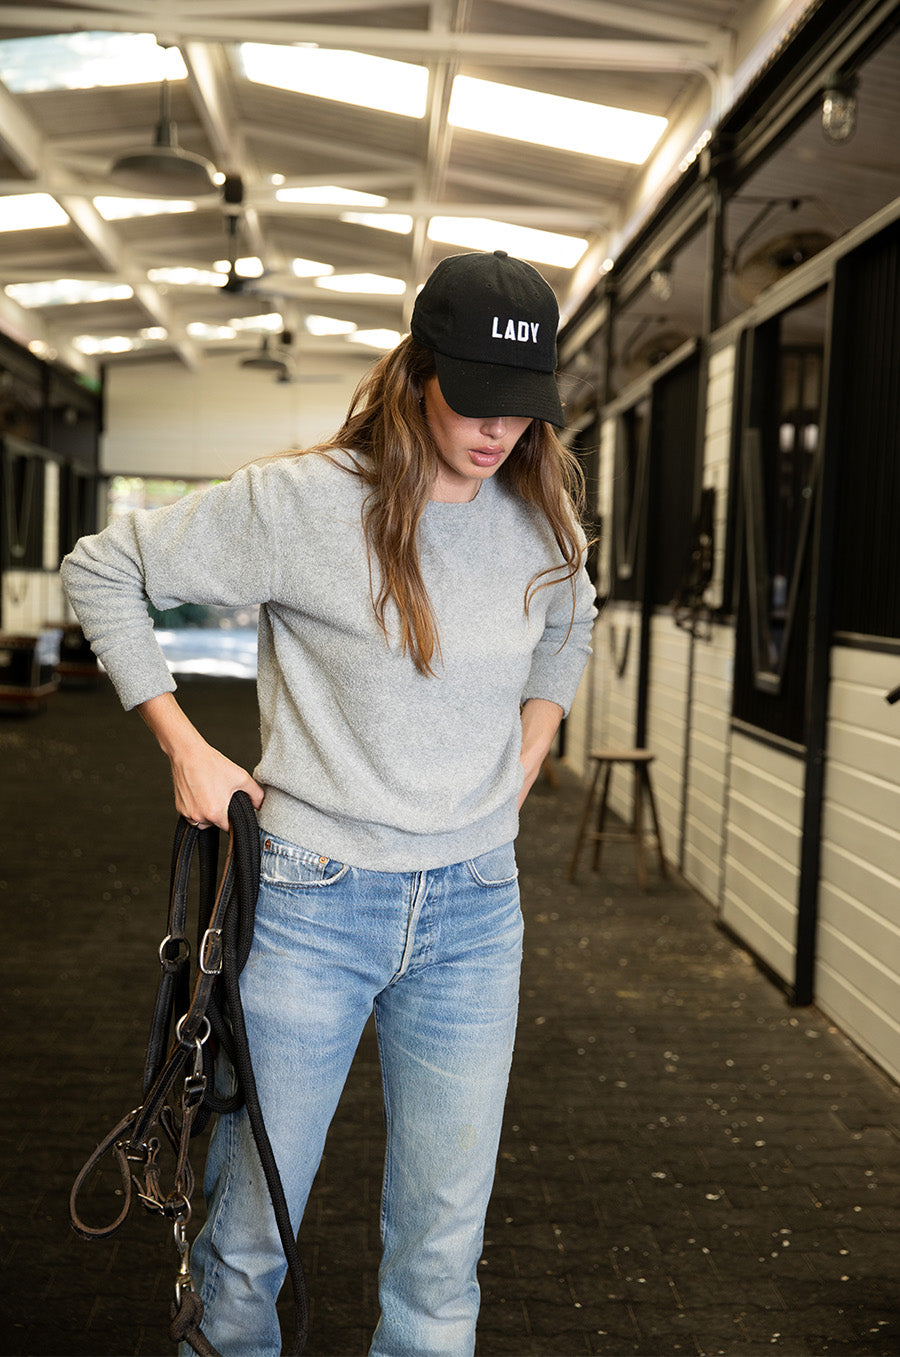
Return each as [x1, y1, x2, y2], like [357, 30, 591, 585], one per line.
[493, 249, 508, 259]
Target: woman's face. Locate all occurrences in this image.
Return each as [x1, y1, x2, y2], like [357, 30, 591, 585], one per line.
[423, 375, 533, 502]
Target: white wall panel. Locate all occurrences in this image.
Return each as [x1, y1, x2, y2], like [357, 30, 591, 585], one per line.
[721, 731, 803, 984]
[563, 665, 591, 781]
[683, 623, 734, 902]
[646, 614, 690, 865]
[587, 605, 640, 823]
[817, 645, 900, 1083]
[101, 353, 370, 478]
[813, 964, 900, 1087]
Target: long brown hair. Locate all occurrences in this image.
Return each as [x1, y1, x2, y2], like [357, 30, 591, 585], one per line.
[304, 335, 588, 676]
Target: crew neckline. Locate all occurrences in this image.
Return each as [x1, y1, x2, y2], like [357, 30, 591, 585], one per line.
[426, 480, 490, 508]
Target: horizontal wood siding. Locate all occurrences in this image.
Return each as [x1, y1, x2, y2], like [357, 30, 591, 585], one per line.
[683, 623, 734, 903]
[721, 731, 803, 983]
[646, 614, 690, 865]
[817, 646, 900, 1083]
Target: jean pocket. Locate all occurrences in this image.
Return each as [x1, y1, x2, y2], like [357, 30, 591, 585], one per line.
[466, 841, 519, 887]
[260, 831, 350, 889]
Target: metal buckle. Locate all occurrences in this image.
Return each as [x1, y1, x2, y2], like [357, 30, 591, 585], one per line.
[200, 927, 223, 975]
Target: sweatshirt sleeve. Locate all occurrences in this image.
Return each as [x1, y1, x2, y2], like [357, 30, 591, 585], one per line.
[520, 547, 596, 717]
[60, 462, 282, 711]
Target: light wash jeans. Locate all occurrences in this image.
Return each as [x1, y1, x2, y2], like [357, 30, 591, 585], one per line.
[187, 832, 523, 1357]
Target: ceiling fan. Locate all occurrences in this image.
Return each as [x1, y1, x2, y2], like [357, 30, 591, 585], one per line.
[217, 174, 312, 300]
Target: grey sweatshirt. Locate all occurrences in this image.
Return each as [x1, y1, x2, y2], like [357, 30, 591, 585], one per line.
[61, 451, 595, 871]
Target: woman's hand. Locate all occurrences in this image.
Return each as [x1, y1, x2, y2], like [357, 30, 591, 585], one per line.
[518, 698, 564, 810]
[139, 692, 264, 830]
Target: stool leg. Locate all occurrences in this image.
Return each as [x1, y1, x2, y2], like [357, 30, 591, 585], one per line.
[567, 759, 601, 882]
[633, 765, 647, 889]
[591, 762, 613, 873]
[642, 765, 667, 878]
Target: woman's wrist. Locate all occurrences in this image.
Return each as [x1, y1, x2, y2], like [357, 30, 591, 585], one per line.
[139, 692, 207, 762]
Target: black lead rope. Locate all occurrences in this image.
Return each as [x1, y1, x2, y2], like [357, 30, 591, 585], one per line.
[69, 791, 308, 1357]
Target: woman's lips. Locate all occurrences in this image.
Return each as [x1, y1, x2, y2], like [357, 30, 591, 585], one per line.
[468, 447, 505, 467]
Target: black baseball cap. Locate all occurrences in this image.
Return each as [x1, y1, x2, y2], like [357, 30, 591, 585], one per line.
[410, 250, 565, 427]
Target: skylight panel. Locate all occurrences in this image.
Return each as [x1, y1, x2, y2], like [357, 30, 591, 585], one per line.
[95, 197, 197, 221]
[0, 194, 69, 232]
[341, 212, 414, 235]
[0, 32, 185, 93]
[147, 267, 226, 287]
[5, 279, 133, 307]
[291, 258, 335, 278]
[448, 75, 666, 165]
[349, 329, 405, 351]
[213, 257, 265, 278]
[427, 217, 587, 269]
[276, 186, 388, 207]
[240, 44, 428, 118]
[315, 274, 406, 296]
[72, 335, 138, 355]
[187, 323, 238, 340]
[228, 314, 284, 332]
[305, 315, 357, 336]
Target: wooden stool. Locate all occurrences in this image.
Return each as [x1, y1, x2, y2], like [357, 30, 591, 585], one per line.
[568, 749, 667, 887]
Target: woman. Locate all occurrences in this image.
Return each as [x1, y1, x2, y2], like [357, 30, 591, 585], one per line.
[62, 249, 596, 1357]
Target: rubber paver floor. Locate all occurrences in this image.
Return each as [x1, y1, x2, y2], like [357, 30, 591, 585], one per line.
[1, 677, 898, 1357]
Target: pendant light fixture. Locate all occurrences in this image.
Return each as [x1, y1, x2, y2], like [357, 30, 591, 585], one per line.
[108, 71, 217, 195]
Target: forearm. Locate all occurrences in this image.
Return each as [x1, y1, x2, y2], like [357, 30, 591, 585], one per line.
[139, 692, 264, 829]
[518, 698, 563, 809]
[140, 691, 206, 757]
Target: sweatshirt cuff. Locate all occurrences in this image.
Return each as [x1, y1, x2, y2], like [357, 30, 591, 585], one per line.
[97, 637, 177, 711]
[521, 654, 586, 718]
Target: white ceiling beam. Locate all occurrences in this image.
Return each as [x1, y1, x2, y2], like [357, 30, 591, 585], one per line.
[0, 289, 47, 350]
[53, 191, 202, 366]
[176, 0, 413, 15]
[0, 9, 721, 70]
[0, 288, 90, 373]
[180, 41, 248, 172]
[0, 67, 202, 366]
[0, 78, 44, 177]
[260, 198, 604, 229]
[491, 0, 729, 47]
[408, 0, 461, 311]
[180, 40, 270, 262]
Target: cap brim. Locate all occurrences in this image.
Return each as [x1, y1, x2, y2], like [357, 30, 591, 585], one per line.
[433, 352, 565, 427]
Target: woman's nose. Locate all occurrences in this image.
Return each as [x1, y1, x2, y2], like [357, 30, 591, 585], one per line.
[480, 414, 507, 437]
